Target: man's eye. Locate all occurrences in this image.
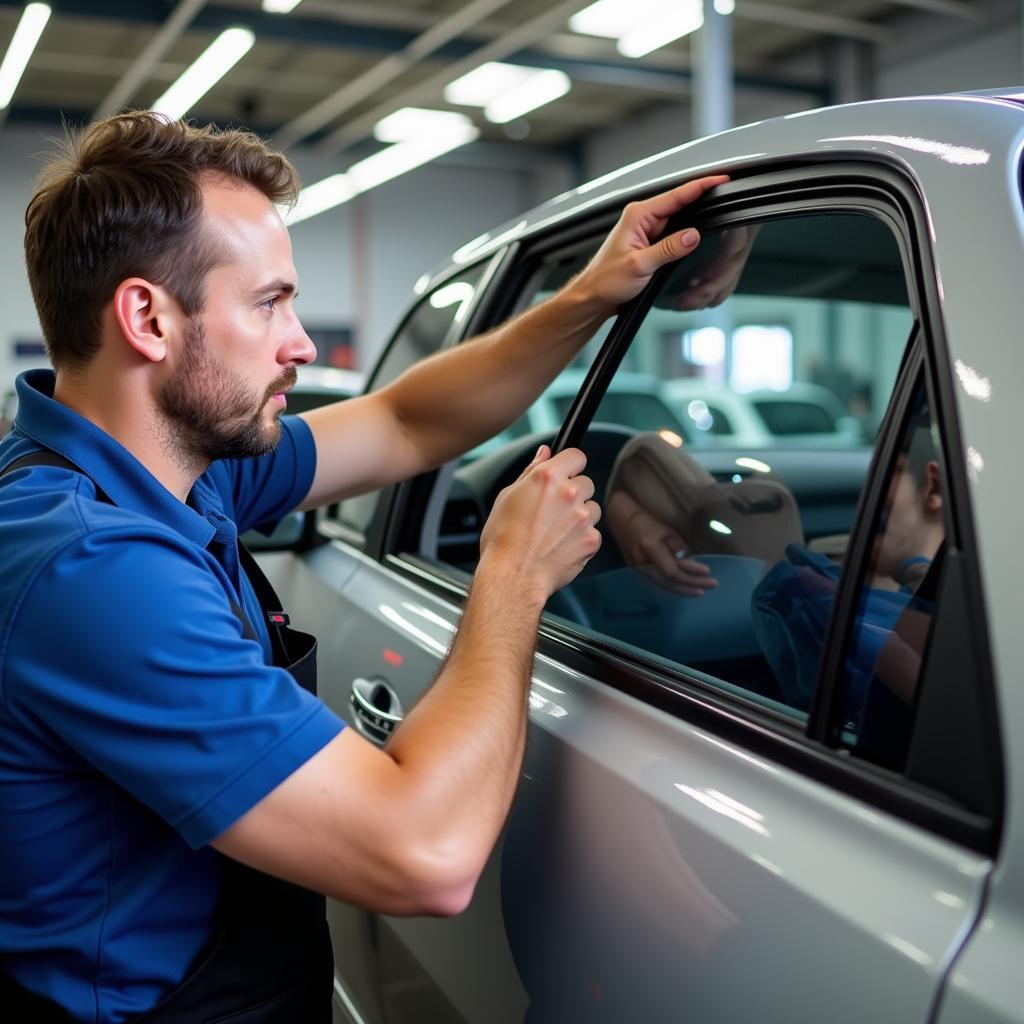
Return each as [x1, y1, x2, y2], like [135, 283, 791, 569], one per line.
[260, 296, 278, 312]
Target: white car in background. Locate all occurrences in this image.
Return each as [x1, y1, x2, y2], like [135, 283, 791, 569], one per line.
[288, 365, 365, 415]
[664, 379, 863, 447]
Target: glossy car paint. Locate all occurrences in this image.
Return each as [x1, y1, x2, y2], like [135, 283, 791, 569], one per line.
[263, 92, 1024, 1022]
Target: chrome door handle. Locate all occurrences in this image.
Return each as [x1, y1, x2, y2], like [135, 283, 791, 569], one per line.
[349, 677, 404, 746]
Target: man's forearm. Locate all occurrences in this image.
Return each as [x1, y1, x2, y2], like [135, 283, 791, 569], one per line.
[383, 557, 545, 887]
[383, 280, 609, 469]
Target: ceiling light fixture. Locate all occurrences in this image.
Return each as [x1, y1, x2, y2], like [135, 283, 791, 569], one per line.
[151, 26, 254, 120]
[445, 61, 571, 123]
[262, 0, 304, 13]
[286, 122, 479, 226]
[485, 68, 570, 124]
[570, 0, 712, 59]
[0, 2, 51, 111]
[374, 107, 475, 143]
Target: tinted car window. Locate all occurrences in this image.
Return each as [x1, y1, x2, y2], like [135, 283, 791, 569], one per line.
[550, 211, 914, 717]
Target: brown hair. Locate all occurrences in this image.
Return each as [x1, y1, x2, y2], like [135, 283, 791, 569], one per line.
[24, 112, 301, 369]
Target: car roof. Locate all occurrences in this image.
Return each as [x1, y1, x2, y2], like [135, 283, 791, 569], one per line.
[420, 90, 1024, 290]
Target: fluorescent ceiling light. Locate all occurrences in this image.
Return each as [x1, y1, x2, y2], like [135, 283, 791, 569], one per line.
[618, 3, 704, 58]
[262, 0, 303, 12]
[445, 61, 571, 123]
[570, 0, 707, 58]
[484, 69, 570, 124]
[0, 3, 51, 111]
[285, 173, 355, 226]
[569, 0, 668, 38]
[286, 123, 479, 226]
[445, 61, 538, 107]
[151, 27, 254, 120]
[374, 107, 474, 143]
[348, 124, 478, 192]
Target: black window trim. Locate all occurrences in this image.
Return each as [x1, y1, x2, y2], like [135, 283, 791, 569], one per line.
[371, 161, 1002, 854]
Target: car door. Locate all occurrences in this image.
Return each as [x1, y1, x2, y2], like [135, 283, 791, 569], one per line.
[291, 165, 1002, 1023]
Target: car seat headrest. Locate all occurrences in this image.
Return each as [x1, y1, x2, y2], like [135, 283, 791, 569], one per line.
[607, 432, 804, 563]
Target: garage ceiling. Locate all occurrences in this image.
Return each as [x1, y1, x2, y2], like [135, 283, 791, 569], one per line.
[0, 0, 987, 159]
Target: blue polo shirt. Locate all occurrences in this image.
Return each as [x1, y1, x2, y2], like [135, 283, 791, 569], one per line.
[0, 370, 345, 1023]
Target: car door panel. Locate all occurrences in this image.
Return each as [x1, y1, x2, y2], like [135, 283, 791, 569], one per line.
[314, 555, 529, 1024]
[503, 671, 989, 1023]
[297, 537, 988, 1024]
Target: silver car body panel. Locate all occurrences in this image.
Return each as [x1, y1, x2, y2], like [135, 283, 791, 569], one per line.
[266, 92, 1024, 1021]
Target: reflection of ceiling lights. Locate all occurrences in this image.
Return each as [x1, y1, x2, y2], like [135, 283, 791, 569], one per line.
[0, 3, 51, 111]
[445, 62, 571, 123]
[374, 108, 475, 143]
[429, 281, 476, 310]
[151, 27, 254, 120]
[286, 123, 479, 225]
[570, 0, 709, 59]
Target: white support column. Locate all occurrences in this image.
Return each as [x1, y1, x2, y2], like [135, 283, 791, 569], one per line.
[693, 0, 734, 139]
[692, 1, 734, 378]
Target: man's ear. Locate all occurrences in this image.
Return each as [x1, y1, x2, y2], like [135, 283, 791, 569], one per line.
[924, 458, 943, 513]
[112, 278, 182, 363]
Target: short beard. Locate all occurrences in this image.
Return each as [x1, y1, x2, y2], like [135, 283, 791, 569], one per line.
[158, 317, 296, 471]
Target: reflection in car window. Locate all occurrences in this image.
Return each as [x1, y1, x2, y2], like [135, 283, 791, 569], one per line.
[547, 211, 915, 717]
[835, 379, 944, 771]
[334, 264, 485, 543]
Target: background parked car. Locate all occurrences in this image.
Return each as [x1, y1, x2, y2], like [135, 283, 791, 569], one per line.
[259, 90, 1019, 1024]
[664, 379, 864, 447]
[289, 365, 365, 414]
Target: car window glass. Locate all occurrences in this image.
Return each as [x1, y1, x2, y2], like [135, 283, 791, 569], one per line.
[333, 266, 485, 543]
[558, 211, 914, 718]
[835, 377, 945, 771]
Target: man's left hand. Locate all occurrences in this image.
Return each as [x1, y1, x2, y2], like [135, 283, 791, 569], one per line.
[568, 174, 730, 312]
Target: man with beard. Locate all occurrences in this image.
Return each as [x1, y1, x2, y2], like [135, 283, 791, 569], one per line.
[0, 113, 723, 1023]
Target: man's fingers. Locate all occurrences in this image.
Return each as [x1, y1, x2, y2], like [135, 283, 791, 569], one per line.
[633, 226, 703, 277]
[545, 445, 588, 480]
[630, 174, 730, 226]
[516, 443, 551, 482]
[566, 474, 596, 507]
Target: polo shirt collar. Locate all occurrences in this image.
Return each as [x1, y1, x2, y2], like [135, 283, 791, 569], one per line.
[13, 369, 219, 548]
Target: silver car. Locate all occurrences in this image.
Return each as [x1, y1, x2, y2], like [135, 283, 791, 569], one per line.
[259, 89, 1022, 1024]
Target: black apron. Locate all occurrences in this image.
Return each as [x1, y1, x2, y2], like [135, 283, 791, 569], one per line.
[0, 452, 333, 1023]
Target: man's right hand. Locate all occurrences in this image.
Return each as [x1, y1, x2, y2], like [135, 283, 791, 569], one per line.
[478, 445, 601, 606]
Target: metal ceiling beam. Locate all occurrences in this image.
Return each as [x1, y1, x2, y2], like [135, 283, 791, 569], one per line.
[883, 0, 985, 19]
[32, 50, 341, 96]
[273, 0, 516, 150]
[93, 0, 208, 119]
[738, 1, 891, 44]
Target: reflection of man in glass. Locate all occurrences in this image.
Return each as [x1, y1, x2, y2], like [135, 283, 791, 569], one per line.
[752, 408, 943, 718]
[870, 423, 943, 593]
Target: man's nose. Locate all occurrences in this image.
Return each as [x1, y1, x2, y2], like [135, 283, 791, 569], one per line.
[281, 320, 317, 366]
